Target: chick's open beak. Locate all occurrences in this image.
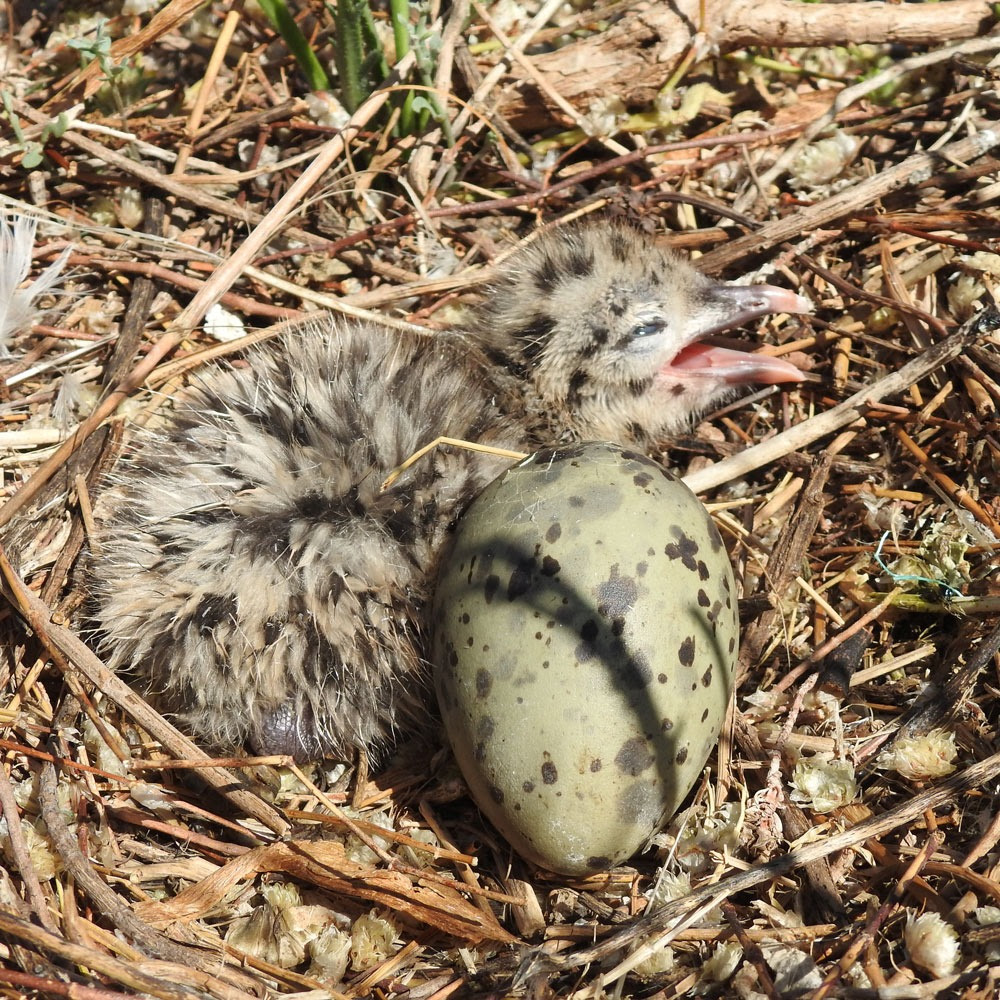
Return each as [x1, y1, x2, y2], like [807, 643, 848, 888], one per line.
[668, 283, 811, 386]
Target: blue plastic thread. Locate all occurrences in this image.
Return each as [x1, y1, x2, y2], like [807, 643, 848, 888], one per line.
[873, 531, 963, 600]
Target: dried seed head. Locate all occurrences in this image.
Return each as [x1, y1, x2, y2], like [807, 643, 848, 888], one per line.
[904, 911, 960, 978]
[790, 756, 858, 813]
[877, 730, 958, 780]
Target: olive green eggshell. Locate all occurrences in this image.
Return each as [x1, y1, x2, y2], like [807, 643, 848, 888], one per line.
[431, 442, 737, 875]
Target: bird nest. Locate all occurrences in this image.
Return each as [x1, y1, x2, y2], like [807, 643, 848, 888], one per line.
[3, 3, 1000, 998]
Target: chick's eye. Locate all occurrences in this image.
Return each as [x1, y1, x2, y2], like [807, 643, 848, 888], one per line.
[630, 319, 666, 338]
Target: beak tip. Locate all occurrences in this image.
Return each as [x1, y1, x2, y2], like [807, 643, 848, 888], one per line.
[790, 293, 813, 315]
[757, 286, 812, 317]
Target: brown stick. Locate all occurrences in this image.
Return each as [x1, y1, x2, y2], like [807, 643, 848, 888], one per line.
[0, 53, 416, 530]
[699, 129, 1000, 273]
[563, 744, 1000, 969]
[0, 544, 290, 837]
[486, 0, 997, 129]
[682, 307, 998, 495]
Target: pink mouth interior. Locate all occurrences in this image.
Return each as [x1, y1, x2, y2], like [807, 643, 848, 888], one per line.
[668, 342, 803, 386]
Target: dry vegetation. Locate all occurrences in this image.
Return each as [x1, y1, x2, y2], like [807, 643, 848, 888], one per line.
[3, 1, 1000, 997]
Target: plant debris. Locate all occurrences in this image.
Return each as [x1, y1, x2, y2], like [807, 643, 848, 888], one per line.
[3, 2, 1000, 997]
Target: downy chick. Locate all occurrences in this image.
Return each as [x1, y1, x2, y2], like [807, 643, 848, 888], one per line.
[89, 221, 807, 761]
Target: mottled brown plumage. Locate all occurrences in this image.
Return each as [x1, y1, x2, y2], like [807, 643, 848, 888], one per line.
[89, 221, 807, 761]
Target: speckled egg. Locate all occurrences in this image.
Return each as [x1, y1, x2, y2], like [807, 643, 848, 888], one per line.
[431, 442, 737, 875]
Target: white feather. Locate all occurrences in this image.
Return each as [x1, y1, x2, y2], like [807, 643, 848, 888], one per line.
[0, 211, 71, 356]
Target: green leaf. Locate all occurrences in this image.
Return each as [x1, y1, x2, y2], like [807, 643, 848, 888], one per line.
[409, 93, 434, 116]
[332, 0, 368, 112]
[258, 0, 331, 92]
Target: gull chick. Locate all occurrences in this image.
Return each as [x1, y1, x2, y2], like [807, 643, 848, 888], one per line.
[89, 221, 808, 761]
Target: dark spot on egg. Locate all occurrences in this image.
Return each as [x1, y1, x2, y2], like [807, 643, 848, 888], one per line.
[541, 555, 560, 576]
[697, 560, 710, 581]
[662, 717, 674, 732]
[636, 561, 648, 577]
[676, 746, 689, 765]
[587, 855, 613, 870]
[522, 779, 535, 793]
[697, 589, 710, 607]
[664, 527, 699, 571]
[568, 495, 585, 508]
[541, 760, 558, 784]
[484, 574, 500, 603]
[546, 522, 562, 544]
[590, 758, 602, 772]
[507, 559, 535, 599]
[615, 737, 655, 776]
[475, 668, 492, 698]
[702, 665, 713, 687]
[679, 636, 696, 666]
[633, 472, 653, 488]
[595, 565, 638, 619]
[574, 618, 600, 663]
[489, 784, 505, 804]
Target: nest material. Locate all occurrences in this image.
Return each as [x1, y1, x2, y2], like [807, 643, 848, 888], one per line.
[3, 4, 1000, 998]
